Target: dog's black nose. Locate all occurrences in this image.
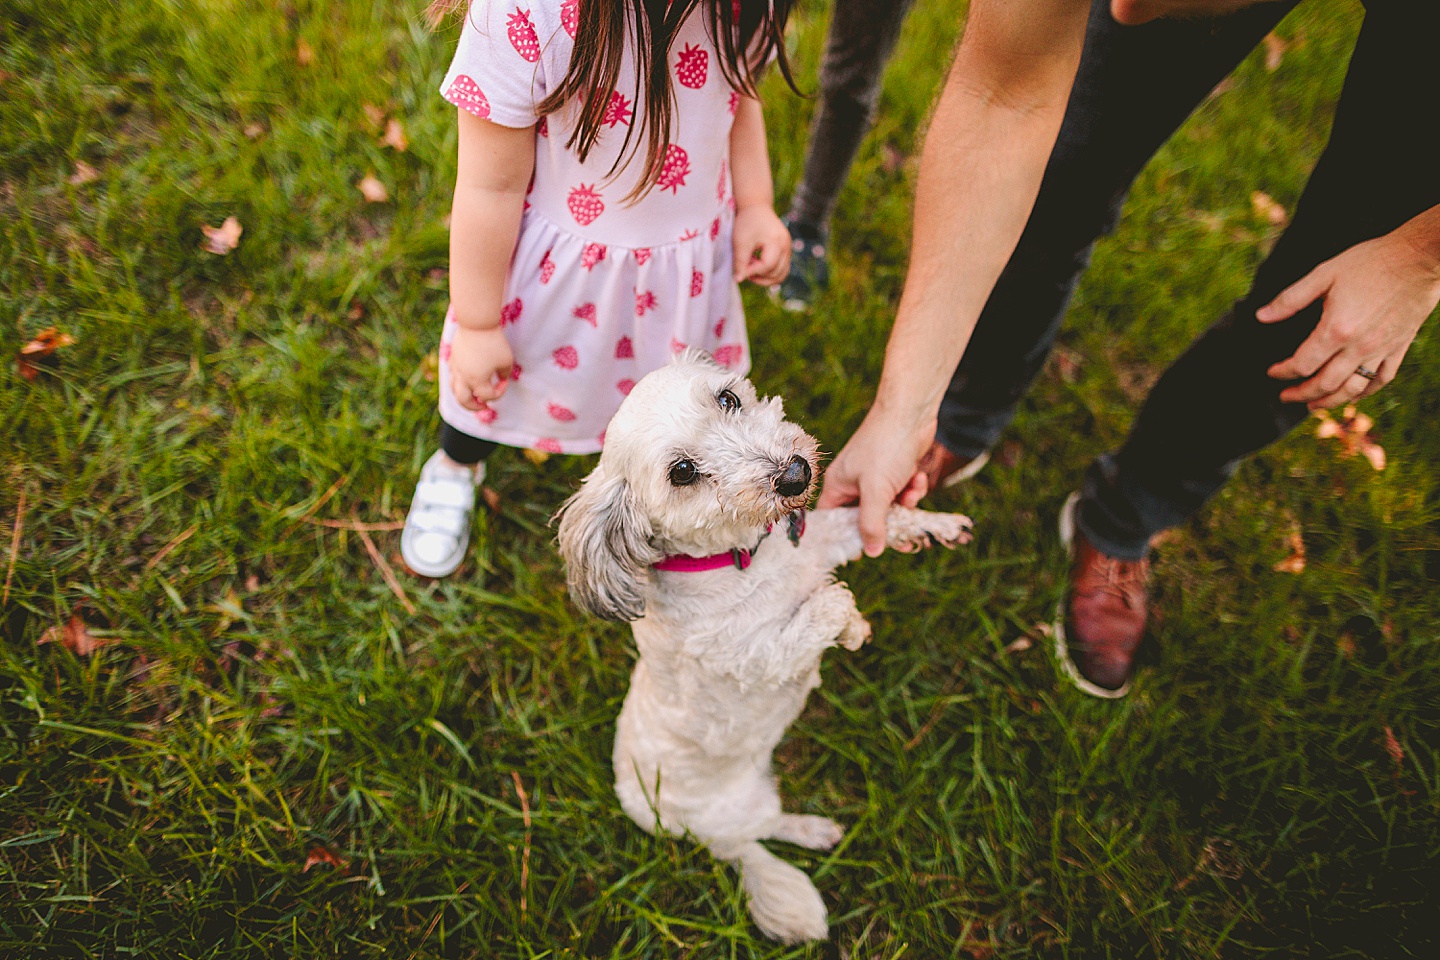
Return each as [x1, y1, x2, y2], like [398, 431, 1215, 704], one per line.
[774, 456, 812, 498]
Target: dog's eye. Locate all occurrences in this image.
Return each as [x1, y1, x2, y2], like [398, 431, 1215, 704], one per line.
[717, 389, 741, 413]
[668, 459, 699, 486]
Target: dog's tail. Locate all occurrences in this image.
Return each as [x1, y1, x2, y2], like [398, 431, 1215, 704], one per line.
[710, 839, 828, 943]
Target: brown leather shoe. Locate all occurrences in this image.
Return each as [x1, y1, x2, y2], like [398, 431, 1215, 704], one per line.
[916, 441, 990, 496]
[1055, 493, 1148, 698]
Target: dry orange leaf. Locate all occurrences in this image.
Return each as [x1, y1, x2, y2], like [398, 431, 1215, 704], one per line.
[1263, 32, 1288, 72]
[201, 216, 242, 255]
[1314, 407, 1386, 471]
[17, 327, 78, 381]
[1383, 725, 1404, 769]
[362, 102, 386, 128]
[382, 118, 409, 152]
[480, 486, 502, 513]
[1273, 524, 1305, 574]
[1251, 191, 1289, 227]
[296, 39, 315, 67]
[522, 448, 551, 465]
[68, 161, 99, 186]
[303, 846, 348, 872]
[39, 613, 107, 656]
[358, 174, 389, 203]
[243, 122, 265, 140]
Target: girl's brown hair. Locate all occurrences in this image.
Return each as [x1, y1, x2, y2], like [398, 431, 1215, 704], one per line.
[429, 0, 796, 200]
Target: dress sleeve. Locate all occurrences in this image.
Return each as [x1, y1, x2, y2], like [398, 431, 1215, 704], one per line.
[438, 1, 574, 129]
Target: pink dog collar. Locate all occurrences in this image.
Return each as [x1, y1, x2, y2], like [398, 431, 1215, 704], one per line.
[653, 511, 806, 573]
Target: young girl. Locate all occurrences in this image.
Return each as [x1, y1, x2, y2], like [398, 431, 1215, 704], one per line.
[402, 0, 796, 577]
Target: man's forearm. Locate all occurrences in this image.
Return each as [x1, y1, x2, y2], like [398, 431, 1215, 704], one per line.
[873, 1, 1088, 424]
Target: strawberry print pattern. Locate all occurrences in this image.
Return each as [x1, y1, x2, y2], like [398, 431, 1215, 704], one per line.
[604, 91, 633, 128]
[500, 298, 523, 326]
[658, 144, 690, 193]
[445, 75, 490, 119]
[568, 183, 604, 225]
[712, 344, 743, 368]
[507, 8, 541, 62]
[435, 0, 750, 455]
[675, 43, 708, 89]
[581, 243, 607, 270]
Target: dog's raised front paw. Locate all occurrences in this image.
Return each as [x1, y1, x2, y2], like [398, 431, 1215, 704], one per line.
[769, 814, 845, 851]
[838, 614, 871, 652]
[885, 506, 973, 553]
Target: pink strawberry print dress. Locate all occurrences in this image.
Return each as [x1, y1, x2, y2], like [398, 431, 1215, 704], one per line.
[436, 0, 749, 454]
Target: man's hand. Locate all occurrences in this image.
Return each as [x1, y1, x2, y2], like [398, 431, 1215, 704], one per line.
[449, 326, 514, 412]
[817, 407, 934, 557]
[1259, 226, 1440, 410]
[732, 205, 791, 286]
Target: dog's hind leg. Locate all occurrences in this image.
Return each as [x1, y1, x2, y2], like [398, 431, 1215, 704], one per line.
[766, 814, 844, 851]
[708, 838, 829, 943]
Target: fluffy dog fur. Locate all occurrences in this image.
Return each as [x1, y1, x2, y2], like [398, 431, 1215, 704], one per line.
[556, 353, 971, 943]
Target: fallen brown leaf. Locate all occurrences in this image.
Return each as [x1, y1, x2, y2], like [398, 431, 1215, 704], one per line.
[296, 39, 314, 67]
[17, 327, 78, 381]
[1314, 407, 1387, 471]
[200, 216, 242, 255]
[39, 613, 108, 656]
[357, 174, 389, 203]
[523, 448, 551, 465]
[480, 486, 502, 513]
[362, 102, 386, 129]
[1263, 32, 1288, 71]
[4, 485, 27, 606]
[1251, 191, 1289, 227]
[68, 161, 99, 186]
[879, 142, 905, 175]
[243, 122, 266, 140]
[1383, 725, 1404, 769]
[382, 118, 409, 152]
[1273, 522, 1305, 574]
[303, 846, 347, 872]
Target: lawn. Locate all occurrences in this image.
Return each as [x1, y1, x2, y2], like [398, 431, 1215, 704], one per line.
[2, 0, 1438, 956]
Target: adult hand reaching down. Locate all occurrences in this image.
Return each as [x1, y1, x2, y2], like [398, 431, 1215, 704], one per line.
[1259, 205, 1440, 411]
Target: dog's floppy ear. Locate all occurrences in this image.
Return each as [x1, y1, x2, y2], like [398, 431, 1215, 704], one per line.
[555, 467, 659, 622]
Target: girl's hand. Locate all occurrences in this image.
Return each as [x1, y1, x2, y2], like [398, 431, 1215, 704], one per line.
[449, 325, 514, 412]
[733, 205, 791, 286]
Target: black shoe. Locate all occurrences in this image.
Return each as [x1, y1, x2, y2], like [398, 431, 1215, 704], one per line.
[777, 218, 829, 312]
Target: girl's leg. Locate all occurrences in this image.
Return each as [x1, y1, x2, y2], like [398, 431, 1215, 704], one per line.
[440, 423, 498, 467]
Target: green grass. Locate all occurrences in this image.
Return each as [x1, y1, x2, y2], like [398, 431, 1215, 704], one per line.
[3, 0, 1438, 956]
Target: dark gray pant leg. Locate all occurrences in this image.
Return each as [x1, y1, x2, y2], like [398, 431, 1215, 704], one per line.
[785, 0, 918, 231]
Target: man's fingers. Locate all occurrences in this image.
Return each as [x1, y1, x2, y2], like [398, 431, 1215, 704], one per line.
[1256, 268, 1327, 324]
[1278, 352, 1359, 404]
[1306, 372, 1370, 411]
[1267, 330, 1339, 381]
[897, 471, 928, 508]
[857, 480, 892, 558]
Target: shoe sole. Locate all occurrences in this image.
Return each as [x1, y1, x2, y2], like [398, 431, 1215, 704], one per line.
[940, 450, 991, 488]
[1053, 491, 1131, 700]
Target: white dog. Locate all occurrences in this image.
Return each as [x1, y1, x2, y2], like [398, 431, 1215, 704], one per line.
[556, 353, 971, 943]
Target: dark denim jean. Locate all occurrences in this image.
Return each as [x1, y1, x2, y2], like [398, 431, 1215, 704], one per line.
[936, 0, 1440, 559]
